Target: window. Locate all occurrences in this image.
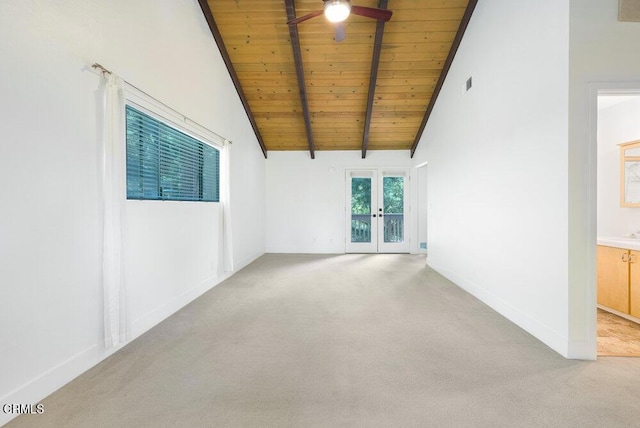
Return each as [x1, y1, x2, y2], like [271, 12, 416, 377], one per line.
[125, 105, 220, 202]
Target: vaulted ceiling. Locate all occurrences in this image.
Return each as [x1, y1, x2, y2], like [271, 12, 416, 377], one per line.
[198, 0, 476, 159]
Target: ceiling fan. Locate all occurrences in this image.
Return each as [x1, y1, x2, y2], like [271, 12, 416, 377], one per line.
[287, 0, 393, 42]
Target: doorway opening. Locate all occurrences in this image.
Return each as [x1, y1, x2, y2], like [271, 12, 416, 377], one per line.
[596, 90, 640, 357]
[345, 168, 410, 253]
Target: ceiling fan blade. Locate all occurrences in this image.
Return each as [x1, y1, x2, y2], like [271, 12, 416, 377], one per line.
[334, 22, 346, 42]
[287, 10, 324, 25]
[350, 6, 393, 22]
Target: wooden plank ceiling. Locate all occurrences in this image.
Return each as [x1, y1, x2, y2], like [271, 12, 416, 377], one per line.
[200, 0, 475, 158]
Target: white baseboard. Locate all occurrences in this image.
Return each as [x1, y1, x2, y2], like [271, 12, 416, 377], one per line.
[131, 272, 228, 339]
[567, 340, 597, 360]
[265, 244, 345, 254]
[233, 250, 265, 272]
[0, 343, 123, 427]
[0, 271, 232, 427]
[428, 259, 571, 358]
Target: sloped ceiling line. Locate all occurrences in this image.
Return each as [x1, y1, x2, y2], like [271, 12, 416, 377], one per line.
[199, 0, 476, 158]
[285, 0, 316, 159]
[410, 0, 478, 158]
[360, 0, 388, 159]
[197, 0, 268, 158]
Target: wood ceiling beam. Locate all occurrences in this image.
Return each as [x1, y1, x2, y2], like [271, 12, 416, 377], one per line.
[285, 0, 316, 160]
[361, 0, 389, 159]
[197, 0, 268, 159]
[410, 0, 478, 158]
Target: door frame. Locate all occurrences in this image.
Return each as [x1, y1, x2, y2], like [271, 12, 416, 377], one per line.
[345, 168, 410, 254]
[378, 170, 411, 253]
[345, 170, 378, 253]
[415, 161, 428, 255]
[588, 83, 640, 359]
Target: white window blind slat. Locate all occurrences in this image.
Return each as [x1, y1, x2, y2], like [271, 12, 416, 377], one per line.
[125, 105, 220, 202]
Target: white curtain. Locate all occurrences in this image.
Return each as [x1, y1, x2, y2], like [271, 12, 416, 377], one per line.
[102, 73, 128, 347]
[221, 141, 234, 274]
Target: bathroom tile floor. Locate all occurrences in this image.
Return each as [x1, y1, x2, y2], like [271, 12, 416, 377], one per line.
[597, 308, 640, 356]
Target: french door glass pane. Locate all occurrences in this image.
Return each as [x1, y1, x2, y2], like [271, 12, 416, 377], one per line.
[383, 176, 404, 243]
[351, 177, 371, 243]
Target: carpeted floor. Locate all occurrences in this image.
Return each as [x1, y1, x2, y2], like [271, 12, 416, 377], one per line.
[597, 308, 640, 357]
[8, 254, 640, 427]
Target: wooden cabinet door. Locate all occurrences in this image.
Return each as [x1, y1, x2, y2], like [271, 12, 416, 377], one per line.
[630, 250, 640, 318]
[597, 245, 630, 313]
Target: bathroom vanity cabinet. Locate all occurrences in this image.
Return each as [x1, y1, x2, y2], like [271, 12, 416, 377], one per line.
[597, 244, 640, 317]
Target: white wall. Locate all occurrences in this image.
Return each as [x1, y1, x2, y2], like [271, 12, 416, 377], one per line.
[230, 140, 266, 269]
[568, 0, 640, 359]
[416, 165, 429, 253]
[265, 151, 414, 253]
[0, 0, 264, 424]
[597, 97, 640, 237]
[412, 0, 571, 356]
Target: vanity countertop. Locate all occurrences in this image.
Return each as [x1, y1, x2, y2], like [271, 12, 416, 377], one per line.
[597, 236, 640, 251]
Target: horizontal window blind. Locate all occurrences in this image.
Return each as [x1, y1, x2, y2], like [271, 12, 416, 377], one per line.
[126, 105, 219, 202]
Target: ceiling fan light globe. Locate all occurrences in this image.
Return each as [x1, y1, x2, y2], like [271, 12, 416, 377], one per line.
[324, 0, 351, 23]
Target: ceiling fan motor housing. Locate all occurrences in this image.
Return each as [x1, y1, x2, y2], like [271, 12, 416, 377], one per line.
[324, 0, 352, 22]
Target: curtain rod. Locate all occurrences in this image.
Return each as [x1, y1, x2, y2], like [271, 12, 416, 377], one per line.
[90, 63, 231, 145]
[92, 63, 111, 75]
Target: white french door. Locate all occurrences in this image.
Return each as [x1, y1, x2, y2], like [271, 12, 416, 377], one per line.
[345, 169, 410, 253]
[346, 170, 378, 253]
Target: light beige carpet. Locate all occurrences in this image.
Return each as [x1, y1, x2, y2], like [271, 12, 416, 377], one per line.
[7, 254, 640, 427]
[597, 308, 640, 357]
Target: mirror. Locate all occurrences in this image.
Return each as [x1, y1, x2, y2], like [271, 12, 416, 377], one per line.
[620, 140, 640, 207]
